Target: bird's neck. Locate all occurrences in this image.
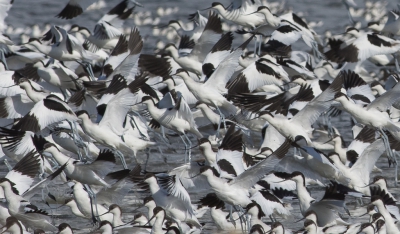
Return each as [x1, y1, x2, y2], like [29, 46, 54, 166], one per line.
[249, 215, 263, 227]
[264, 12, 280, 27]
[168, 47, 180, 60]
[375, 203, 398, 232]
[50, 150, 72, 169]
[338, 98, 358, 112]
[145, 102, 164, 120]
[24, 87, 44, 103]
[374, 86, 386, 96]
[198, 105, 220, 125]
[331, 158, 349, 175]
[203, 173, 225, 188]
[333, 141, 346, 163]
[112, 212, 125, 226]
[325, 66, 339, 78]
[147, 181, 161, 196]
[151, 216, 164, 234]
[295, 182, 314, 214]
[67, 201, 85, 218]
[180, 75, 198, 92]
[201, 146, 216, 164]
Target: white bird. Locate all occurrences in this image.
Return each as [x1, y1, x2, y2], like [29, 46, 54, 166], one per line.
[258, 72, 342, 146]
[57, 223, 74, 234]
[164, 12, 224, 76]
[282, 172, 349, 227]
[205, 0, 266, 28]
[369, 189, 400, 234]
[139, 173, 201, 230]
[141, 94, 202, 161]
[12, 95, 79, 133]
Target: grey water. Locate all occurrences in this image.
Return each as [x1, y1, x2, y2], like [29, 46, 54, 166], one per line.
[2, 0, 400, 233]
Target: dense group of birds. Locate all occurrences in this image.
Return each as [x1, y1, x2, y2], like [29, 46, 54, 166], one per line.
[2, 0, 400, 233]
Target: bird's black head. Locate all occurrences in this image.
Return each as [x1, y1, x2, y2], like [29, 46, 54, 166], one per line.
[366, 204, 376, 212]
[370, 80, 381, 88]
[75, 110, 89, 118]
[199, 165, 213, 174]
[376, 219, 385, 231]
[133, 213, 145, 220]
[33, 229, 46, 234]
[304, 210, 317, 218]
[246, 201, 265, 219]
[198, 138, 211, 145]
[64, 198, 74, 204]
[260, 146, 272, 154]
[334, 92, 349, 100]
[359, 223, 374, 232]
[304, 219, 316, 228]
[141, 96, 154, 103]
[271, 222, 283, 230]
[249, 224, 264, 234]
[153, 206, 165, 215]
[109, 204, 120, 212]
[168, 20, 181, 27]
[258, 110, 273, 118]
[175, 68, 189, 76]
[28, 38, 42, 44]
[58, 223, 71, 232]
[371, 213, 383, 222]
[257, 6, 270, 12]
[99, 220, 112, 228]
[143, 196, 154, 204]
[200, 166, 220, 177]
[290, 171, 305, 181]
[43, 142, 60, 152]
[345, 27, 359, 33]
[211, 2, 223, 7]
[370, 195, 383, 203]
[144, 173, 155, 181]
[367, 21, 380, 27]
[372, 176, 387, 185]
[291, 75, 306, 82]
[322, 62, 333, 68]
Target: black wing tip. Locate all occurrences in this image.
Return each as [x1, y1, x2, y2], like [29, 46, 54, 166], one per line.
[128, 27, 143, 55]
[218, 124, 243, 152]
[56, 3, 83, 19]
[210, 32, 234, 53]
[96, 149, 117, 164]
[198, 193, 225, 209]
[204, 11, 223, 34]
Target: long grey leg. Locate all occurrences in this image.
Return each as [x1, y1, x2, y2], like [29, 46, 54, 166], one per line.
[3, 159, 11, 171]
[84, 184, 100, 223]
[179, 134, 188, 163]
[130, 115, 148, 140]
[393, 54, 400, 73]
[380, 130, 397, 172]
[0, 50, 8, 70]
[229, 205, 236, 228]
[214, 104, 227, 131]
[144, 148, 150, 172]
[114, 149, 128, 169]
[184, 133, 192, 162]
[253, 36, 257, 57]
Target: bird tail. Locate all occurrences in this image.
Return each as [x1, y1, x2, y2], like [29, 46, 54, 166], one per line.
[117, 142, 136, 159]
[82, 50, 101, 62]
[386, 122, 400, 132]
[220, 100, 238, 117]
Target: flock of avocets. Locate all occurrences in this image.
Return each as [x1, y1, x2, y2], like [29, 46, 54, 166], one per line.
[2, 0, 400, 233]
